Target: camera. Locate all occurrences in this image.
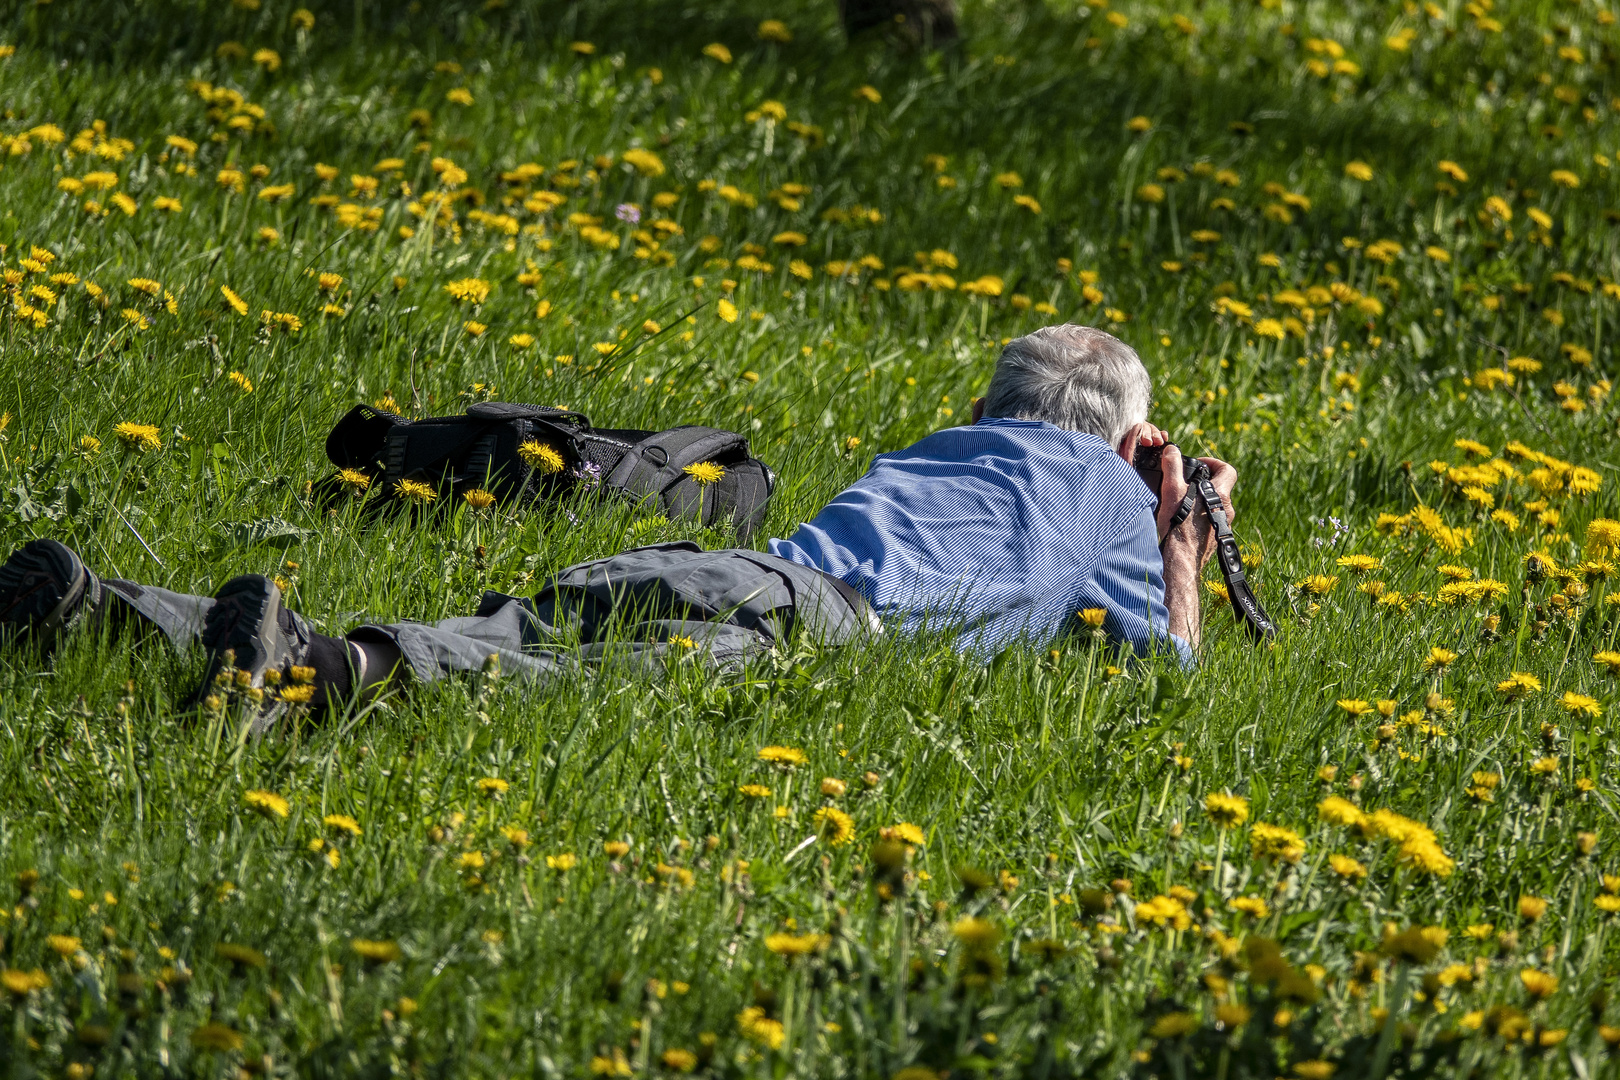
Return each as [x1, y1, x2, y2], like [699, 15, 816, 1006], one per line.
[1132, 442, 1203, 532]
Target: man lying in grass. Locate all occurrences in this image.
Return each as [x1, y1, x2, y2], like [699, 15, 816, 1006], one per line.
[0, 324, 1235, 722]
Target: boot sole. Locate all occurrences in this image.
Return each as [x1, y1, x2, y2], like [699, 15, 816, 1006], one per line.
[0, 539, 88, 636]
[199, 575, 285, 686]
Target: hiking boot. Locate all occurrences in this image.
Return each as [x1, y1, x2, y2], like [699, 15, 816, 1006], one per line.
[0, 539, 100, 640]
[192, 575, 314, 719]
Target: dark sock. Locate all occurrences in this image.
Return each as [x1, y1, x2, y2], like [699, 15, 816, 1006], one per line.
[306, 633, 354, 710]
[350, 637, 403, 694]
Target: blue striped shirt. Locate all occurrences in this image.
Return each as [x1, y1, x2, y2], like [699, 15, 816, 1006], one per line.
[769, 417, 1190, 662]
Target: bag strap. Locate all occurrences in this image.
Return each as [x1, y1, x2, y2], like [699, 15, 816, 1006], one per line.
[603, 426, 751, 503]
[1192, 466, 1276, 642]
[466, 401, 592, 429]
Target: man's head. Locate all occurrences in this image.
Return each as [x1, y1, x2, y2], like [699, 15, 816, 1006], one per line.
[979, 325, 1151, 449]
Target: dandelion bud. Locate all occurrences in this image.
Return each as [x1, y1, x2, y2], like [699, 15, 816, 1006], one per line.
[263, 668, 282, 685]
[1317, 765, 1338, 783]
[204, 694, 224, 712]
[705, 834, 720, 851]
[234, 670, 252, 688]
[246, 688, 263, 702]
[221, 649, 236, 667]
[1577, 831, 1598, 856]
[1348, 773, 1364, 792]
[1168, 821, 1184, 840]
[862, 770, 881, 789]
[482, 653, 501, 675]
[820, 777, 847, 798]
[1497, 930, 1519, 954]
[1541, 723, 1559, 746]
[1110, 878, 1133, 896]
[1376, 724, 1397, 742]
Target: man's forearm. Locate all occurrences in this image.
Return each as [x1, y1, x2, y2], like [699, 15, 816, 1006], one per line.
[1161, 537, 1202, 650]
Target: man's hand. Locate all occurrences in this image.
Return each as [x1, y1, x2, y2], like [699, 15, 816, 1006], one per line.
[1116, 421, 1170, 463]
[1158, 448, 1238, 556]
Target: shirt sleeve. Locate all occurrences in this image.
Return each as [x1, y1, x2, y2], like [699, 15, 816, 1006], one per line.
[1077, 504, 1194, 667]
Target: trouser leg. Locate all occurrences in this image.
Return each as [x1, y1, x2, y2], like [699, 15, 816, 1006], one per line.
[534, 542, 875, 649]
[98, 578, 215, 649]
[350, 592, 576, 684]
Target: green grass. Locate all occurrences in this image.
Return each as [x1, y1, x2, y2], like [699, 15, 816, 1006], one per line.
[2, 0, 1620, 1075]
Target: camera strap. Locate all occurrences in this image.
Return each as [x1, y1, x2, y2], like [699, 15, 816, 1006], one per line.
[1189, 467, 1276, 642]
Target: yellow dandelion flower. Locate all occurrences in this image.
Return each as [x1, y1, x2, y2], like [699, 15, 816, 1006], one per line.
[764, 931, 830, 958]
[518, 440, 565, 474]
[324, 813, 362, 836]
[889, 822, 926, 845]
[1204, 792, 1249, 828]
[1520, 968, 1558, 998]
[1328, 853, 1367, 879]
[113, 422, 162, 453]
[1423, 646, 1459, 671]
[243, 789, 289, 818]
[351, 939, 402, 963]
[759, 745, 807, 766]
[1250, 822, 1305, 862]
[1317, 796, 1367, 828]
[1498, 672, 1541, 699]
[812, 807, 855, 845]
[394, 479, 437, 504]
[1398, 836, 1455, 876]
[683, 461, 726, 484]
[1560, 691, 1602, 717]
[1, 969, 50, 995]
[47, 935, 82, 957]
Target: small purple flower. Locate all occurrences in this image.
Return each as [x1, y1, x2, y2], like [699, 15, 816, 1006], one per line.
[615, 203, 641, 224]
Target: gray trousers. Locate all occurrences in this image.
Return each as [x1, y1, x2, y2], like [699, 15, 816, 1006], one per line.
[103, 542, 873, 682]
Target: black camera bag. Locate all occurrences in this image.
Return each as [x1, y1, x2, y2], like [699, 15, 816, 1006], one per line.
[321, 401, 775, 541]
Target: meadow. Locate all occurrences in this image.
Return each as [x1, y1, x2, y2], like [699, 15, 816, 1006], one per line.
[3, 0, 1620, 1075]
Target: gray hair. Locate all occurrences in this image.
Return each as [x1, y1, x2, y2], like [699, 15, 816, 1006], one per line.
[982, 324, 1151, 448]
